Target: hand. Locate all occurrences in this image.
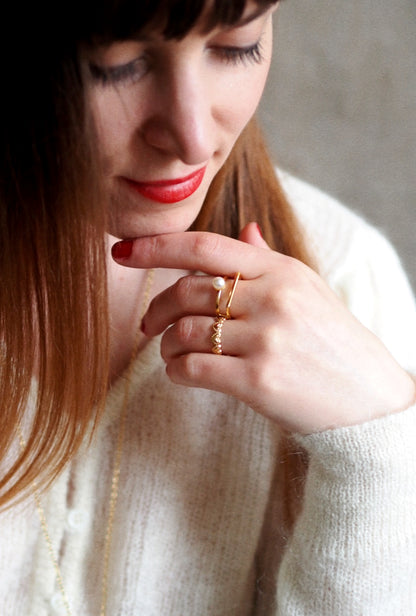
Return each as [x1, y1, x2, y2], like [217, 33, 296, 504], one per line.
[112, 223, 415, 433]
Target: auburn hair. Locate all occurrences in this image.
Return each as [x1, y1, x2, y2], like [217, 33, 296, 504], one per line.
[1, 0, 308, 518]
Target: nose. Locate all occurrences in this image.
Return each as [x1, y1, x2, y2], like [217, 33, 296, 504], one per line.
[141, 62, 217, 165]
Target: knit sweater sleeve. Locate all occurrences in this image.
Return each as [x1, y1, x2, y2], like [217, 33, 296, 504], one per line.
[276, 406, 416, 615]
[275, 174, 416, 615]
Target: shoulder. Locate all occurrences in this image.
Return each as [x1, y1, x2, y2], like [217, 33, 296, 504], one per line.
[278, 169, 416, 372]
[278, 169, 397, 281]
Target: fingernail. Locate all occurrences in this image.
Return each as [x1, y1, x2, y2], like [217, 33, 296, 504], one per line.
[112, 240, 133, 260]
[140, 319, 146, 335]
[256, 223, 264, 238]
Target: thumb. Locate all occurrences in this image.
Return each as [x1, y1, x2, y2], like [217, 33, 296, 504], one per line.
[238, 222, 271, 250]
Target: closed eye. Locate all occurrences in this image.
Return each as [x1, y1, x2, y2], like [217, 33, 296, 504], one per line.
[213, 40, 264, 66]
[89, 55, 149, 86]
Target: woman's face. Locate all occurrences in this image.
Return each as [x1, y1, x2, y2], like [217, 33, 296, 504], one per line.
[87, 2, 275, 239]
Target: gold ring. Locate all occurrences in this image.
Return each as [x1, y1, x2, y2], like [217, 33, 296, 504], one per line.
[225, 272, 241, 319]
[211, 316, 227, 354]
[212, 276, 227, 318]
[213, 272, 241, 319]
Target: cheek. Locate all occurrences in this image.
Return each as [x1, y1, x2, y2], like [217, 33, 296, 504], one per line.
[90, 89, 140, 160]
[219, 66, 270, 137]
[218, 44, 273, 134]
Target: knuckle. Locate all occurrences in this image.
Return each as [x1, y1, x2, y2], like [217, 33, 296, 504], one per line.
[280, 257, 313, 296]
[243, 325, 283, 394]
[190, 232, 224, 264]
[261, 262, 307, 317]
[256, 324, 281, 355]
[258, 286, 281, 315]
[246, 360, 279, 399]
[137, 234, 162, 263]
[175, 316, 197, 345]
[173, 276, 195, 310]
[281, 254, 302, 275]
[177, 353, 204, 382]
[160, 318, 197, 361]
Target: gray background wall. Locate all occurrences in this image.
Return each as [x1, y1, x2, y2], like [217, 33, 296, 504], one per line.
[258, 0, 416, 289]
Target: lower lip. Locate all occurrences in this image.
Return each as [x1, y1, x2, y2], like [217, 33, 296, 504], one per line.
[125, 167, 206, 204]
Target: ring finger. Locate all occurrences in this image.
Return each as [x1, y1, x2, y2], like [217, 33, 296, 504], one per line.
[160, 315, 251, 361]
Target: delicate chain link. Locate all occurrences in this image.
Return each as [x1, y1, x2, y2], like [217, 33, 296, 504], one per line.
[19, 268, 155, 616]
[17, 432, 73, 616]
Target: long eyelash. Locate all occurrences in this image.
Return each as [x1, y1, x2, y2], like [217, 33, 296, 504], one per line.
[218, 40, 264, 66]
[89, 58, 144, 86]
[89, 38, 265, 86]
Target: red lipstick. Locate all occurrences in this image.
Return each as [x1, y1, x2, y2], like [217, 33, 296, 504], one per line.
[125, 166, 206, 203]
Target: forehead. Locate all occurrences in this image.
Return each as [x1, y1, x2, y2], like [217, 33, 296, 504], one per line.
[84, 0, 277, 45]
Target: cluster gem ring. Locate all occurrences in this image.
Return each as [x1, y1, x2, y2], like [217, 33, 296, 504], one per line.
[211, 316, 227, 355]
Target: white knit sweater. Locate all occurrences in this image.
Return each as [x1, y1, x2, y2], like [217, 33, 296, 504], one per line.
[1, 174, 416, 616]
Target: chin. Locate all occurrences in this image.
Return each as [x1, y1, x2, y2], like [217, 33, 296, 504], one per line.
[106, 183, 209, 239]
[107, 213, 198, 240]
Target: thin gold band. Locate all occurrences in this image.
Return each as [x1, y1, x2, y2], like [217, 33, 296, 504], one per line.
[224, 272, 241, 319]
[216, 271, 241, 319]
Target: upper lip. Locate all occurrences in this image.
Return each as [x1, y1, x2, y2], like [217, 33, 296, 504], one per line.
[126, 167, 206, 187]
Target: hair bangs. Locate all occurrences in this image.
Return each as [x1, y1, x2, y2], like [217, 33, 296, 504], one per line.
[80, 0, 277, 46]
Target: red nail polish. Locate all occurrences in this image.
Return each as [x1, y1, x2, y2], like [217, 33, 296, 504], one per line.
[256, 223, 264, 238]
[112, 240, 133, 260]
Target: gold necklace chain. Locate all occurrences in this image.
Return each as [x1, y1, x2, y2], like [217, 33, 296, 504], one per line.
[100, 267, 154, 615]
[19, 268, 155, 616]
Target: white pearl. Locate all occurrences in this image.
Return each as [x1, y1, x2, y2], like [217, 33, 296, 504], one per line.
[212, 276, 226, 291]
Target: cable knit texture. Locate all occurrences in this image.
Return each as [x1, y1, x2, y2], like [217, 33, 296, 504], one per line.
[1, 173, 416, 615]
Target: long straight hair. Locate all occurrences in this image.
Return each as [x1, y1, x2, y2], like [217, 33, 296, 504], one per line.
[0, 4, 110, 505]
[1, 0, 308, 515]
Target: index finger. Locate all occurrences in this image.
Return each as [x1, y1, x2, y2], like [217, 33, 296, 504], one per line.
[111, 231, 274, 278]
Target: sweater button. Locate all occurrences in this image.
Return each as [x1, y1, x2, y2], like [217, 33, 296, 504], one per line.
[66, 508, 87, 532]
[50, 592, 67, 614]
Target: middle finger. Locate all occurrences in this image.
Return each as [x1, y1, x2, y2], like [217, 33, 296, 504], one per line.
[143, 273, 248, 337]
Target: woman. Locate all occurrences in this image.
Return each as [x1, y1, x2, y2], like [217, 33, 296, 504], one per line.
[1, 0, 416, 614]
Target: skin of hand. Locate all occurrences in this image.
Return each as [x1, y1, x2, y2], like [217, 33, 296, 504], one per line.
[112, 223, 416, 434]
